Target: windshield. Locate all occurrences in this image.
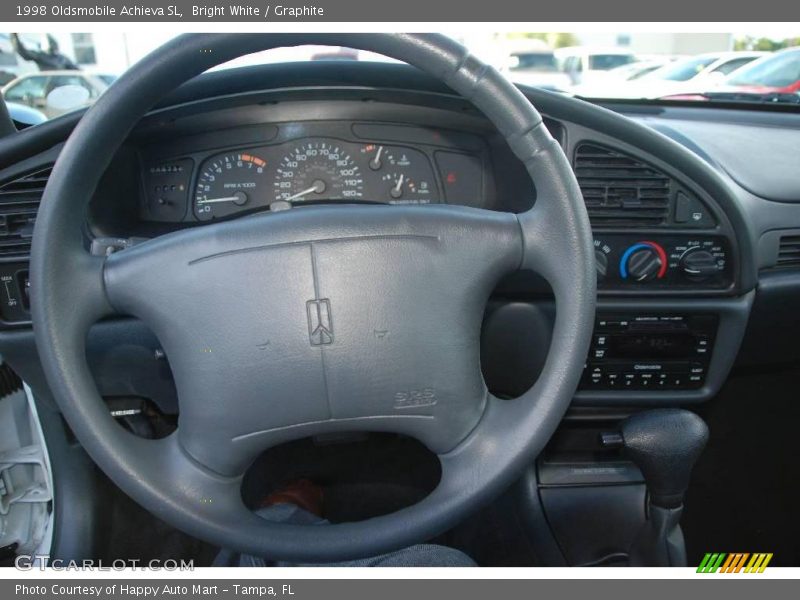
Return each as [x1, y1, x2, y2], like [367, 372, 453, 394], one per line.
[2, 29, 799, 128]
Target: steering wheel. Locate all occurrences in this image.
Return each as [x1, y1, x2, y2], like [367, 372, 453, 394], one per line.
[30, 34, 595, 562]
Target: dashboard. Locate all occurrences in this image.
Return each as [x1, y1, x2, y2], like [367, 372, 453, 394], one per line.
[1, 61, 799, 411]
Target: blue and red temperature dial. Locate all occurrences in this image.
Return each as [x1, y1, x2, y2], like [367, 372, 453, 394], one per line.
[619, 241, 668, 282]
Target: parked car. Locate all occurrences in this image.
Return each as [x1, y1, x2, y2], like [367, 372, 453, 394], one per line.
[660, 48, 800, 101]
[719, 47, 800, 94]
[587, 51, 766, 100]
[610, 58, 677, 80]
[554, 46, 637, 85]
[570, 57, 676, 97]
[87, 71, 119, 86]
[1, 70, 109, 118]
[505, 48, 572, 91]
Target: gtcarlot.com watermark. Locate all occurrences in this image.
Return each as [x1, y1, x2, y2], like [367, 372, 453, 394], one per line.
[14, 555, 194, 571]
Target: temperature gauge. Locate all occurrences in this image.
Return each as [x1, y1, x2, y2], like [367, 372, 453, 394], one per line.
[381, 172, 432, 204]
[360, 144, 386, 171]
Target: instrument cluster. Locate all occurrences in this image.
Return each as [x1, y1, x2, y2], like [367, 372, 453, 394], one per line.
[139, 135, 483, 223]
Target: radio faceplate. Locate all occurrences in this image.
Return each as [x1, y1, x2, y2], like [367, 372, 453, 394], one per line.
[581, 314, 718, 391]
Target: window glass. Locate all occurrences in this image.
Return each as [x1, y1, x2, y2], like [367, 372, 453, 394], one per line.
[712, 57, 757, 75]
[649, 56, 718, 81]
[588, 54, 635, 70]
[510, 53, 558, 71]
[4, 76, 47, 102]
[71, 32, 97, 65]
[728, 51, 800, 87]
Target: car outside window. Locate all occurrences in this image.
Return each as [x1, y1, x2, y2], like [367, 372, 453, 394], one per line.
[511, 53, 558, 71]
[712, 57, 757, 75]
[588, 54, 635, 71]
[653, 56, 718, 81]
[727, 51, 800, 88]
[4, 75, 47, 104]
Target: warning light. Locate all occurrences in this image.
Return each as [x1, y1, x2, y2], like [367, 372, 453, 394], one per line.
[446, 172, 457, 184]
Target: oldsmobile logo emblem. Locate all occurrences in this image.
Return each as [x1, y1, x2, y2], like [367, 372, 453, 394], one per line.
[306, 299, 333, 346]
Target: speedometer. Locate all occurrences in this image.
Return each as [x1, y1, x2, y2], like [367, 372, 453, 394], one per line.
[273, 140, 363, 203]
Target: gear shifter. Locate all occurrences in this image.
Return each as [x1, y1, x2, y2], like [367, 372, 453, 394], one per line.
[613, 409, 709, 566]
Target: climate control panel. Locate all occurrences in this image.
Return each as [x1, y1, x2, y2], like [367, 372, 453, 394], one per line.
[594, 235, 731, 290]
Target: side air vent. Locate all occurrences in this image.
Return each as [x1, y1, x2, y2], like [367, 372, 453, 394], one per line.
[574, 144, 672, 227]
[776, 235, 800, 269]
[0, 166, 51, 259]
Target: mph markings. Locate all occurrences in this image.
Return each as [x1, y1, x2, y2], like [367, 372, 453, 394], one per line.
[273, 140, 364, 203]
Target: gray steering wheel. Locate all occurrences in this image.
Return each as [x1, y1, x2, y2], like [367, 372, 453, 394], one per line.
[30, 34, 595, 562]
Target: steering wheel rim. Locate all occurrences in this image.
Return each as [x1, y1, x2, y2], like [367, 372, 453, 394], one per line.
[30, 33, 595, 562]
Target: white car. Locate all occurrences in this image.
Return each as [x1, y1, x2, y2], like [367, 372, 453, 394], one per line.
[590, 51, 766, 100]
[554, 46, 637, 86]
[571, 58, 677, 97]
[505, 49, 572, 91]
[2, 70, 109, 118]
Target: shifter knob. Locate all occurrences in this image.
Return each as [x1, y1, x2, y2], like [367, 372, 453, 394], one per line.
[620, 409, 709, 508]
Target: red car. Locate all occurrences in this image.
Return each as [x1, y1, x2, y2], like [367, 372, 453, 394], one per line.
[661, 47, 800, 101]
[720, 47, 800, 94]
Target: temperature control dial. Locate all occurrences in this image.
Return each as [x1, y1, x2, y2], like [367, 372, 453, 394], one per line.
[620, 241, 668, 282]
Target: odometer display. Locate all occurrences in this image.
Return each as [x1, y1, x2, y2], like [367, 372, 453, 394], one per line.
[194, 153, 268, 221]
[274, 140, 363, 203]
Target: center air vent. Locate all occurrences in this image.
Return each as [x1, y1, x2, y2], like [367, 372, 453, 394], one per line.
[0, 166, 51, 259]
[574, 144, 672, 227]
[776, 235, 800, 269]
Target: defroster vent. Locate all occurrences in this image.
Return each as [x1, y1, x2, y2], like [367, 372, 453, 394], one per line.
[776, 235, 800, 269]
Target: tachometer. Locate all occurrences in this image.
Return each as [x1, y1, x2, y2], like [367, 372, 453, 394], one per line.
[274, 140, 363, 203]
[193, 152, 268, 221]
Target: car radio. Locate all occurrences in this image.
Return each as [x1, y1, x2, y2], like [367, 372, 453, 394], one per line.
[580, 314, 717, 391]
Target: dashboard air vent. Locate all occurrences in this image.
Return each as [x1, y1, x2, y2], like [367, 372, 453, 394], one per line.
[776, 235, 800, 269]
[0, 166, 51, 259]
[574, 143, 671, 227]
